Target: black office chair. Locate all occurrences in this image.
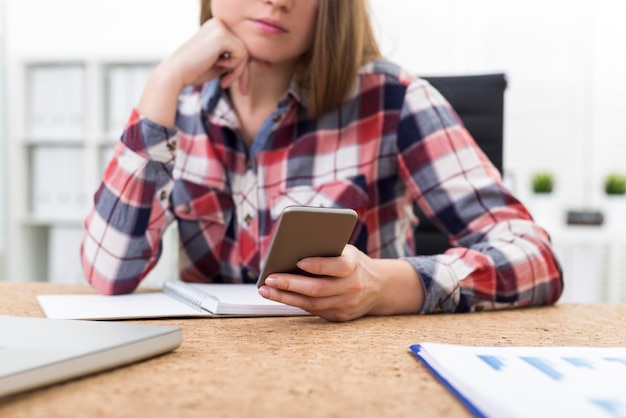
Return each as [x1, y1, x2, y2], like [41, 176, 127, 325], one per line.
[413, 73, 507, 255]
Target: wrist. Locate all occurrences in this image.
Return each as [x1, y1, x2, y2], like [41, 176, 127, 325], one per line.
[368, 258, 425, 316]
[151, 61, 186, 93]
[137, 63, 184, 128]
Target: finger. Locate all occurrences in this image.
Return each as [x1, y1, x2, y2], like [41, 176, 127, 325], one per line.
[192, 67, 229, 87]
[264, 273, 339, 297]
[219, 58, 248, 91]
[297, 249, 356, 278]
[238, 63, 250, 96]
[251, 58, 272, 69]
[258, 284, 344, 313]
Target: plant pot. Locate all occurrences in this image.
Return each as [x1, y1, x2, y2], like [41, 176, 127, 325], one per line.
[527, 193, 561, 230]
[603, 195, 626, 231]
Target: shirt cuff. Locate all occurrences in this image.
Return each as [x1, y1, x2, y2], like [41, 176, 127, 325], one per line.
[403, 256, 461, 314]
[121, 108, 179, 163]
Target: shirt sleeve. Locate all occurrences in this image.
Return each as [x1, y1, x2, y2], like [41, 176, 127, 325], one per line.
[396, 78, 563, 313]
[81, 108, 178, 295]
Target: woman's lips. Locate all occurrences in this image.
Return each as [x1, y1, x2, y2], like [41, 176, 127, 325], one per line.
[252, 18, 288, 34]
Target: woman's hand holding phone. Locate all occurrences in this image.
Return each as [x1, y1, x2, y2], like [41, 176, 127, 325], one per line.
[257, 206, 426, 322]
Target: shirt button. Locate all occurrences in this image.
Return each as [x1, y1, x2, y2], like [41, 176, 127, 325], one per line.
[272, 114, 281, 123]
[160, 190, 168, 200]
[183, 204, 191, 214]
[246, 270, 257, 280]
[433, 304, 443, 313]
[167, 140, 177, 151]
[244, 214, 253, 226]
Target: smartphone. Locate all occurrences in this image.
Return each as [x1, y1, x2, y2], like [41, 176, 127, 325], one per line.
[256, 206, 358, 288]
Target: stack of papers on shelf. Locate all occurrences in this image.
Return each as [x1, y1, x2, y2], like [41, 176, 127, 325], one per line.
[29, 65, 86, 140]
[410, 343, 626, 418]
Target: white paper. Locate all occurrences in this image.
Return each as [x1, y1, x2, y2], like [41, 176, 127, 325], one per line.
[411, 343, 626, 418]
[37, 292, 209, 320]
[37, 283, 308, 319]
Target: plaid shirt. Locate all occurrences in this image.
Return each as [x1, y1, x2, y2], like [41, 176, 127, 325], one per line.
[81, 59, 563, 313]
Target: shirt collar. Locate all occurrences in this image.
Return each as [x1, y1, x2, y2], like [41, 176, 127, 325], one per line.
[200, 79, 224, 114]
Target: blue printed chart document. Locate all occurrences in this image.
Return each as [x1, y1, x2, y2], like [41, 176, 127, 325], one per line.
[410, 343, 626, 418]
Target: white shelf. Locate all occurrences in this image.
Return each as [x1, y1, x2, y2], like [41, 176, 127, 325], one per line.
[7, 56, 178, 286]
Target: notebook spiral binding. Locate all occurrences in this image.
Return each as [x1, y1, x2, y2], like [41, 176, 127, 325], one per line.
[163, 280, 219, 312]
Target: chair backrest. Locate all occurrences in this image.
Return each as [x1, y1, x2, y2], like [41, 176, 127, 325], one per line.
[413, 73, 507, 255]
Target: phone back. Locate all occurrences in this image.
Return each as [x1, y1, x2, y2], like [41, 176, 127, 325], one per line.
[257, 206, 358, 287]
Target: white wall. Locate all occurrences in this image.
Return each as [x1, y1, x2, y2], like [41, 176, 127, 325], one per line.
[5, 0, 199, 57]
[369, 0, 626, 212]
[3, 0, 626, 231]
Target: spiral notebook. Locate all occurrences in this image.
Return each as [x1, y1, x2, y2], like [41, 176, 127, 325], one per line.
[37, 279, 309, 320]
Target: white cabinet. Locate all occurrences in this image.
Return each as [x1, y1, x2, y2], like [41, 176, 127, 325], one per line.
[551, 226, 626, 304]
[6, 58, 177, 287]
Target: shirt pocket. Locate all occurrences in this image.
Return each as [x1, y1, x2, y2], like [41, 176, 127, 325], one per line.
[171, 178, 234, 225]
[269, 174, 369, 221]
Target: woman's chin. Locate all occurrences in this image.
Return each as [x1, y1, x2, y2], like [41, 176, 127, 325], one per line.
[240, 39, 299, 68]
[250, 58, 273, 69]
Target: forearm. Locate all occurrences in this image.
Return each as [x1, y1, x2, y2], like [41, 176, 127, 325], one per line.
[404, 219, 564, 314]
[137, 63, 184, 128]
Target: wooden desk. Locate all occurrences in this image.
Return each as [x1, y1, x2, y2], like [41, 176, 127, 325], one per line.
[1, 282, 625, 418]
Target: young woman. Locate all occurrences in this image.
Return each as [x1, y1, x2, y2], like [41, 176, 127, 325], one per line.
[81, 0, 563, 321]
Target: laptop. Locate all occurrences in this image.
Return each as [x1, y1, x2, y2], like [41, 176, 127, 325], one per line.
[0, 315, 182, 398]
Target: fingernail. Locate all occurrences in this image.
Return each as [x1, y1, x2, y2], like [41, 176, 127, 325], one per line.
[265, 277, 276, 286]
[258, 286, 270, 297]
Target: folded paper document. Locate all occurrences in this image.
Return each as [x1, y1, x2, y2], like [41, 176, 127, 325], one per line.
[37, 279, 309, 320]
[410, 343, 626, 418]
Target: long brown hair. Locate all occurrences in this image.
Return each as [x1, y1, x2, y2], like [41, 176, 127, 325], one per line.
[199, 0, 381, 119]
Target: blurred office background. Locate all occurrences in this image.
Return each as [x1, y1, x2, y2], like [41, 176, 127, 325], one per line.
[1, 0, 626, 302]
[0, 0, 6, 277]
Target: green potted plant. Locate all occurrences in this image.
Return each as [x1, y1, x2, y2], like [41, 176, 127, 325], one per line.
[604, 173, 626, 195]
[528, 171, 558, 228]
[603, 173, 626, 230]
[531, 172, 554, 194]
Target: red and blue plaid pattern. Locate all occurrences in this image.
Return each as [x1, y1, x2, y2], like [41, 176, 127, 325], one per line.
[81, 60, 563, 313]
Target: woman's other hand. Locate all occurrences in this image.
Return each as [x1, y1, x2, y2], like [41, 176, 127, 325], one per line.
[137, 18, 249, 127]
[164, 18, 250, 93]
